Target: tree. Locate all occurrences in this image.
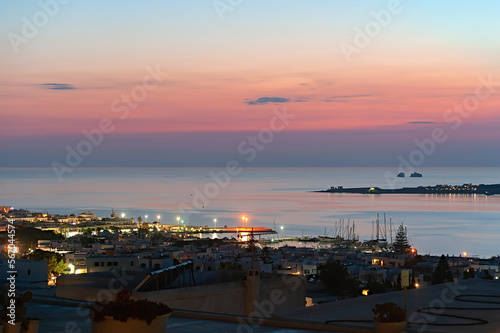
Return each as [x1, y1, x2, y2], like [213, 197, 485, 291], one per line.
[58, 223, 69, 238]
[82, 228, 93, 235]
[29, 249, 68, 279]
[138, 226, 149, 235]
[260, 247, 272, 264]
[393, 223, 410, 254]
[431, 255, 454, 285]
[150, 229, 165, 245]
[80, 235, 95, 247]
[366, 274, 386, 295]
[110, 226, 120, 233]
[216, 261, 243, 271]
[319, 261, 359, 297]
[137, 217, 143, 224]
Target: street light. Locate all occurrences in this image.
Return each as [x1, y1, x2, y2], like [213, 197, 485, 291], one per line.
[145, 215, 148, 222]
[121, 213, 125, 219]
[280, 226, 284, 239]
[213, 218, 217, 228]
[177, 216, 180, 225]
[157, 215, 161, 222]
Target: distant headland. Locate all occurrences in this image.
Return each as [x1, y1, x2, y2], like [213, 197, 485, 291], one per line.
[315, 183, 500, 195]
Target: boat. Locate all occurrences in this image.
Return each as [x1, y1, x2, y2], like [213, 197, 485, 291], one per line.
[410, 172, 422, 177]
[397, 172, 405, 177]
[318, 235, 343, 243]
[298, 236, 319, 242]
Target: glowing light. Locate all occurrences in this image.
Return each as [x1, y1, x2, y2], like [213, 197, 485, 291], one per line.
[241, 216, 248, 226]
[6, 246, 19, 254]
[415, 283, 419, 288]
[157, 215, 161, 222]
[463, 252, 467, 257]
[362, 289, 369, 296]
[121, 213, 125, 218]
[68, 264, 75, 274]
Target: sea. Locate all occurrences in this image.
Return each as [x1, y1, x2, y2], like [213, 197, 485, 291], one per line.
[1, 167, 499, 258]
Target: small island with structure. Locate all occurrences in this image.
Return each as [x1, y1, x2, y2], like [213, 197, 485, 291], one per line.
[316, 183, 500, 195]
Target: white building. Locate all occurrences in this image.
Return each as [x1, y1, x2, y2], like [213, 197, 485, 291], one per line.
[0, 258, 48, 288]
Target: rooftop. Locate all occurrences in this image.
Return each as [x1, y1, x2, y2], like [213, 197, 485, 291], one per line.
[280, 279, 500, 332]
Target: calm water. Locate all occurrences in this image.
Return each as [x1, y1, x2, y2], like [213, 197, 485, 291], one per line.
[1, 167, 499, 257]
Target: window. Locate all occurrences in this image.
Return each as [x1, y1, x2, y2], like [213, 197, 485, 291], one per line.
[27, 270, 31, 275]
[94, 262, 99, 267]
[130, 261, 134, 266]
[101, 262, 104, 266]
[113, 262, 118, 266]
[107, 262, 112, 266]
[141, 263, 146, 268]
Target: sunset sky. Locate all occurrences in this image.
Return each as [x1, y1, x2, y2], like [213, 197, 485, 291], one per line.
[1, 1, 499, 167]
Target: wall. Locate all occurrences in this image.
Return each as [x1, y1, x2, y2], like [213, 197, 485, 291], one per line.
[0, 259, 48, 288]
[56, 271, 305, 317]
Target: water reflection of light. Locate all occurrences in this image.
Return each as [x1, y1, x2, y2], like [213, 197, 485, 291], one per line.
[212, 232, 217, 239]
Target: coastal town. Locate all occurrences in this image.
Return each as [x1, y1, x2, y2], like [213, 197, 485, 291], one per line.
[0, 200, 499, 333]
[2, 205, 500, 332]
[1, 206, 499, 317]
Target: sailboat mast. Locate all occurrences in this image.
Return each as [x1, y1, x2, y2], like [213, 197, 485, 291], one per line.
[389, 216, 393, 243]
[383, 213, 387, 240]
[371, 220, 374, 240]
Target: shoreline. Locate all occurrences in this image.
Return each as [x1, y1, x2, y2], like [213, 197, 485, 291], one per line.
[315, 183, 500, 195]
